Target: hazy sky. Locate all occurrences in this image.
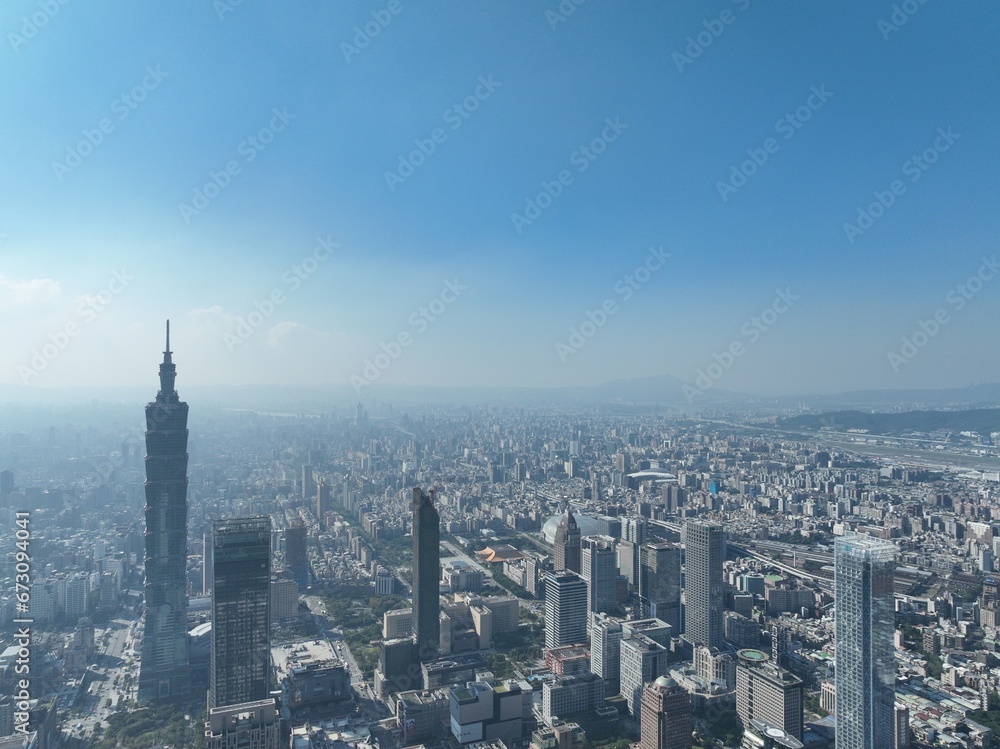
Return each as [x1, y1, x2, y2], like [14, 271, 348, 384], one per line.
[1, 1, 997, 397]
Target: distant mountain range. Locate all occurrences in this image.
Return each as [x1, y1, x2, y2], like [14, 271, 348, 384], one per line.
[2, 377, 1000, 413]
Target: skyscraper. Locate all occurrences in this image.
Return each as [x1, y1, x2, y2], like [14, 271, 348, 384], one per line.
[620, 633, 670, 717]
[640, 676, 693, 749]
[138, 322, 191, 703]
[834, 535, 896, 749]
[581, 535, 617, 619]
[210, 516, 272, 709]
[202, 529, 214, 596]
[316, 479, 331, 521]
[590, 613, 623, 685]
[619, 516, 646, 587]
[553, 508, 581, 574]
[684, 521, 725, 649]
[301, 464, 315, 500]
[639, 542, 682, 631]
[544, 570, 588, 648]
[284, 520, 308, 587]
[412, 487, 440, 662]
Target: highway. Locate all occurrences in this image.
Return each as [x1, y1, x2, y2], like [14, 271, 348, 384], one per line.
[63, 616, 138, 745]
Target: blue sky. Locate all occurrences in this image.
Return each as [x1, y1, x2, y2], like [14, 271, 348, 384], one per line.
[1, 0, 997, 396]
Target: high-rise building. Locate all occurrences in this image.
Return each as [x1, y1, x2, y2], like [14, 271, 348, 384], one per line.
[301, 464, 315, 500]
[834, 535, 896, 749]
[622, 516, 646, 546]
[65, 572, 89, 619]
[138, 322, 191, 703]
[590, 613, 623, 685]
[205, 699, 280, 749]
[284, 521, 309, 587]
[316, 480, 331, 521]
[210, 516, 272, 709]
[0, 470, 13, 497]
[620, 633, 669, 717]
[639, 542, 681, 632]
[618, 540, 637, 587]
[735, 649, 804, 740]
[413, 487, 441, 662]
[545, 571, 588, 649]
[684, 521, 725, 649]
[202, 530, 214, 596]
[581, 535, 617, 619]
[640, 675, 692, 749]
[620, 517, 646, 587]
[553, 509, 581, 574]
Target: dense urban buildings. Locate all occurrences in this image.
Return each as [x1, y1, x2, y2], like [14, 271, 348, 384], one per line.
[210, 516, 272, 709]
[834, 534, 897, 749]
[138, 322, 192, 703]
[5, 393, 1000, 747]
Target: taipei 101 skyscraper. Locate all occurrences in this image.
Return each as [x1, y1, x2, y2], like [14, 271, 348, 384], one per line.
[138, 321, 191, 702]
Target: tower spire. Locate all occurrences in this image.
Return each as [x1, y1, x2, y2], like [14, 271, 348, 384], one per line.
[158, 319, 177, 397]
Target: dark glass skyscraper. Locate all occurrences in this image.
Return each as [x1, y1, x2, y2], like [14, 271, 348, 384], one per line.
[412, 487, 440, 662]
[210, 516, 272, 709]
[639, 541, 682, 632]
[284, 520, 309, 588]
[138, 322, 191, 703]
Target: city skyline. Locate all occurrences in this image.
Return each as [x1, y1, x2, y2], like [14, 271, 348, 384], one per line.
[1, 2, 998, 395]
[2, 1, 999, 743]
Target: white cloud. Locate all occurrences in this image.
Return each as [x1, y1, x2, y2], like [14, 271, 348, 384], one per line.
[266, 320, 307, 347]
[0, 275, 61, 308]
